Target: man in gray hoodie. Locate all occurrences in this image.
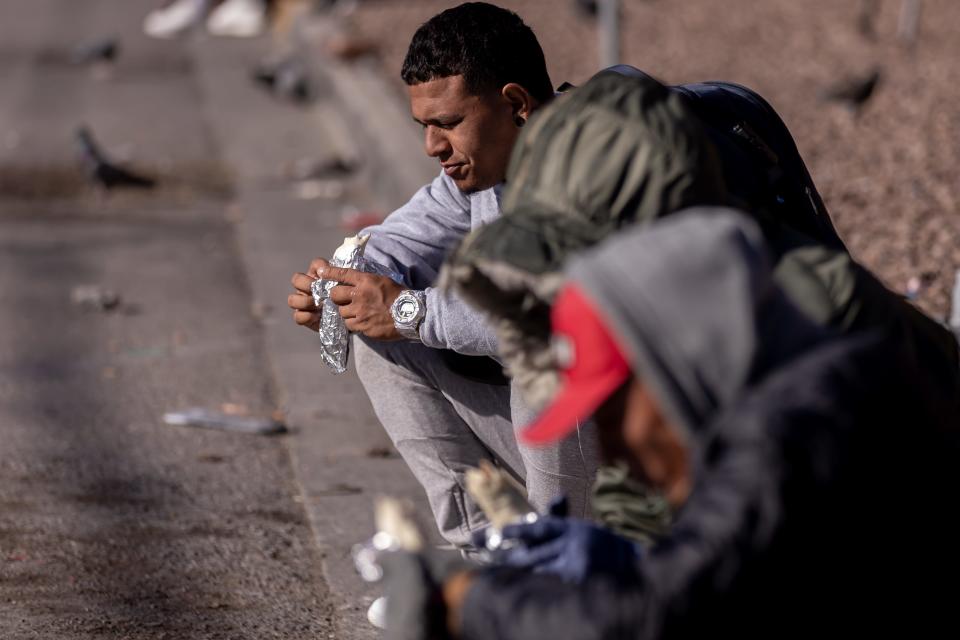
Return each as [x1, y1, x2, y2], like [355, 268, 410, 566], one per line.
[290, 0, 889, 549]
[287, 3, 598, 547]
[287, 2, 874, 548]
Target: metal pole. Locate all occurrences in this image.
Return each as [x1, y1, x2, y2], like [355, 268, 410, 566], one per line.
[897, 0, 922, 46]
[598, 0, 621, 69]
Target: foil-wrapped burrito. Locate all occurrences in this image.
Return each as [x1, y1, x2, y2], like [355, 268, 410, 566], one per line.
[466, 460, 537, 548]
[352, 496, 426, 583]
[311, 234, 370, 374]
[311, 234, 405, 374]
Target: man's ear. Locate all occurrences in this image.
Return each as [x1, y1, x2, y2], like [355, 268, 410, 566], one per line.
[501, 83, 536, 121]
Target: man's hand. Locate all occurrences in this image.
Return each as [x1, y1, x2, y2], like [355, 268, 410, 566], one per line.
[288, 257, 328, 333]
[441, 570, 475, 637]
[288, 257, 407, 341]
[323, 263, 406, 340]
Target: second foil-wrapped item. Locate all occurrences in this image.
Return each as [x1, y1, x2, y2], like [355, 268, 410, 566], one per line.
[465, 460, 538, 550]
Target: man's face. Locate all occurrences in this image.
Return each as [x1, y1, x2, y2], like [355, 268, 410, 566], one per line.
[595, 377, 692, 509]
[408, 75, 520, 193]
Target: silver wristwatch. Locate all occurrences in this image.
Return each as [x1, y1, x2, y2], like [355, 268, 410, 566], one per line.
[390, 289, 426, 341]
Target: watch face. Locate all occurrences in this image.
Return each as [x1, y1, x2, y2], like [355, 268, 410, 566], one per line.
[396, 298, 419, 324]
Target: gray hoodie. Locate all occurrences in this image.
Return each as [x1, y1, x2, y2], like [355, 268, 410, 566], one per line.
[569, 207, 825, 445]
[361, 172, 501, 356]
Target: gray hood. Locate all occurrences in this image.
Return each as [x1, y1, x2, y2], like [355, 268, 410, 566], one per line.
[568, 208, 827, 437]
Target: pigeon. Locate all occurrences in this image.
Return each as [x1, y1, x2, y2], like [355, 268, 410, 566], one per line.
[75, 126, 156, 190]
[820, 67, 883, 111]
[252, 57, 314, 104]
[71, 37, 120, 65]
[897, 0, 922, 47]
[573, 0, 598, 19]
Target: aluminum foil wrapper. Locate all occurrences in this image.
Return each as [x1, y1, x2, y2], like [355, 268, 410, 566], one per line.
[312, 234, 369, 374]
[465, 460, 538, 550]
[310, 235, 405, 374]
[356, 256, 405, 284]
[352, 497, 426, 583]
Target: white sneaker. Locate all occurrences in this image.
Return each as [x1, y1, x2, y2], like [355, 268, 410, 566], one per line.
[143, 0, 208, 39]
[206, 0, 266, 38]
[366, 596, 387, 630]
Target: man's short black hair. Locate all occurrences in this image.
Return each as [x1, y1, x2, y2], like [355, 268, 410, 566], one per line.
[401, 2, 553, 103]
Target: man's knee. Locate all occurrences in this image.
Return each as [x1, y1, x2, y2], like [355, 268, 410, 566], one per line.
[353, 335, 441, 379]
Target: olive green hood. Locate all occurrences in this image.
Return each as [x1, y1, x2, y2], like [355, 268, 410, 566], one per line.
[440, 70, 726, 407]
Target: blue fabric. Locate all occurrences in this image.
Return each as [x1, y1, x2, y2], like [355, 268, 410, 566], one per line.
[495, 516, 642, 585]
[676, 80, 845, 252]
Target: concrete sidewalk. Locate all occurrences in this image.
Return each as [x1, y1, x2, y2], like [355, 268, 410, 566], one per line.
[190, 19, 438, 638]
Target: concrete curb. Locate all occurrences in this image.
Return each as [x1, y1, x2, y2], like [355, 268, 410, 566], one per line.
[296, 18, 436, 202]
[190, 22, 437, 638]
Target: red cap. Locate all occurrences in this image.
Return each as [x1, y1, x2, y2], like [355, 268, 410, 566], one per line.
[520, 284, 631, 445]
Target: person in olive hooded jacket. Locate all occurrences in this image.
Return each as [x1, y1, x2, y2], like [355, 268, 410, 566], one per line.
[445, 69, 958, 421]
[443, 69, 960, 542]
[380, 210, 960, 640]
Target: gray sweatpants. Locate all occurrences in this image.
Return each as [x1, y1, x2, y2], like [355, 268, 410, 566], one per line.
[353, 336, 598, 547]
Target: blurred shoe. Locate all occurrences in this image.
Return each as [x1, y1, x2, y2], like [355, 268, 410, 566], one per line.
[207, 0, 266, 38]
[366, 596, 387, 629]
[143, 0, 208, 39]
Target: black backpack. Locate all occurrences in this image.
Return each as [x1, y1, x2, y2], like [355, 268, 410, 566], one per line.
[603, 66, 846, 255]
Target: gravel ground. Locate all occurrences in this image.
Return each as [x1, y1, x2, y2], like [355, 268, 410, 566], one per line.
[341, 0, 960, 318]
[0, 2, 338, 636]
